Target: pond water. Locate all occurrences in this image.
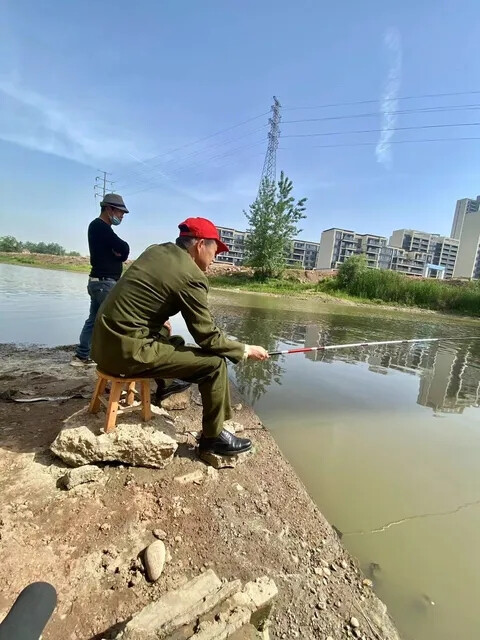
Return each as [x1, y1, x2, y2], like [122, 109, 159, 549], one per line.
[2, 262, 480, 640]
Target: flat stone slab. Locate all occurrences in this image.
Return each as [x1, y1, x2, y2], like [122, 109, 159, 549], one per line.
[51, 406, 177, 468]
[174, 469, 204, 485]
[223, 420, 245, 434]
[116, 570, 240, 640]
[190, 607, 251, 639]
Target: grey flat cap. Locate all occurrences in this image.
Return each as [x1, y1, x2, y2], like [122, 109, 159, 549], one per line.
[100, 193, 129, 213]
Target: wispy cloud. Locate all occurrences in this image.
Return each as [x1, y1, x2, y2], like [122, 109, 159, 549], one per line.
[0, 79, 143, 165]
[375, 27, 402, 168]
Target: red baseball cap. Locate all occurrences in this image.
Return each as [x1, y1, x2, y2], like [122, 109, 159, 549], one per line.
[178, 217, 229, 255]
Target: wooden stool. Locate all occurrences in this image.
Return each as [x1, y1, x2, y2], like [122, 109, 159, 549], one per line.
[88, 370, 153, 433]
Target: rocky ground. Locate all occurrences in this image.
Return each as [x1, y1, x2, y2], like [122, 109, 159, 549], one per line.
[0, 344, 401, 640]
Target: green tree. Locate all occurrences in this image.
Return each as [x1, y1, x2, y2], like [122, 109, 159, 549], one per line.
[244, 172, 307, 278]
[0, 236, 22, 252]
[337, 254, 368, 290]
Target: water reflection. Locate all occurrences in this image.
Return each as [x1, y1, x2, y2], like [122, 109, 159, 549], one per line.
[220, 307, 290, 403]
[218, 308, 480, 414]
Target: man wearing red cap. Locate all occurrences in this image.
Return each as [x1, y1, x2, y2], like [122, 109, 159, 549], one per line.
[91, 217, 269, 456]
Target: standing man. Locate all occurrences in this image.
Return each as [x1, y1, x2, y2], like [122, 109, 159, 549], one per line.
[70, 193, 130, 367]
[91, 217, 269, 456]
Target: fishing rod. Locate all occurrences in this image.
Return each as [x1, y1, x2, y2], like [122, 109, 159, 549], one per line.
[268, 336, 480, 357]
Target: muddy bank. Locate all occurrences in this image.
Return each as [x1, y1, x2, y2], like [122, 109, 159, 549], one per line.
[0, 344, 401, 639]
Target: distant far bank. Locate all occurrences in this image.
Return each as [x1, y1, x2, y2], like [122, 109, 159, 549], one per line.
[0, 252, 91, 273]
[2, 251, 480, 319]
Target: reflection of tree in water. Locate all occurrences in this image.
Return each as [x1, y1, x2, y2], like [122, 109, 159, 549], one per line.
[216, 307, 291, 405]
[215, 302, 480, 413]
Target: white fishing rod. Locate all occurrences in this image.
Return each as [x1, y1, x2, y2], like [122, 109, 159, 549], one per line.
[268, 336, 480, 357]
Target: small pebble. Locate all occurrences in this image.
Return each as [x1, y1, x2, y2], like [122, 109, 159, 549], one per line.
[350, 616, 360, 628]
[153, 528, 167, 540]
[341, 560, 348, 569]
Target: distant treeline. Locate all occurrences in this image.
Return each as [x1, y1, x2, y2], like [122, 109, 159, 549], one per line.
[0, 235, 80, 257]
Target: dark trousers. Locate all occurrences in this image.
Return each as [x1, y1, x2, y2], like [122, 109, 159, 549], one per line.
[76, 279, 116, 360]
[139, 335, 232, 438]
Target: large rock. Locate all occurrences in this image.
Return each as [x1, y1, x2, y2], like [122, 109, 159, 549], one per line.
[116, 570, 240, 640]
[199, 450, 252, 470]
[160, 389, 191, 411]
[51, 407, 177, 468]
[58, 465, 103, 490]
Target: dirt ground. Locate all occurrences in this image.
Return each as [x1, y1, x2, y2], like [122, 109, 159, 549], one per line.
[0, 344, 400, 640]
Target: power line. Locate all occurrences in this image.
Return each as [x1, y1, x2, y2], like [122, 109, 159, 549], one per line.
[280, 135, 480, 150]
[283, 89, 480, 111]
[115, 124, 268, 190]
[122, 141, 266, 197]
[282, 103, 480, 124]
[121, 139, 266, 194]
[115, 110, 270, 183]
[281, 121, 480, 139]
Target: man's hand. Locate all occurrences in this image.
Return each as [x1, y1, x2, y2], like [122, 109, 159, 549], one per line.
[246, 345, 270, 361]
[163, 320, 172, 335]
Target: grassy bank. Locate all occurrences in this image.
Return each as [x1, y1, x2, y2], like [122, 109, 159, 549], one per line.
[209, 273, 318, 295]
[331, 260, 480, 315]
[210, 269, 480, 316]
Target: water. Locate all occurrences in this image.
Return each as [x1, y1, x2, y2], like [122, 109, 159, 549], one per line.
[2, 263, 480, 640]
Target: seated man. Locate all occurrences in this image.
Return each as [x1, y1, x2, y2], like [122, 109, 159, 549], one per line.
[91, 217, 269, 456]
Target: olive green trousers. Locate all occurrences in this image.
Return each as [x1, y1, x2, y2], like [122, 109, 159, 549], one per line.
[137, 335, 232, 438]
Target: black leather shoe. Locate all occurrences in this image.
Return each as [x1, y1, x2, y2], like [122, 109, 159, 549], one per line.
[155, 380, 192, 403]
[198, 429, 252, 457]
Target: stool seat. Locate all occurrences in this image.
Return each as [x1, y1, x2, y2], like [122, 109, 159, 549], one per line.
[88, 369, 153, 433]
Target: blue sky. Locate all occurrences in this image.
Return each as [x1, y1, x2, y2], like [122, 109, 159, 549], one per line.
[1, 0, 480, 257]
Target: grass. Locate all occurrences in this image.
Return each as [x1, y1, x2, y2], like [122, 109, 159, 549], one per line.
[209, 273, 318, 295]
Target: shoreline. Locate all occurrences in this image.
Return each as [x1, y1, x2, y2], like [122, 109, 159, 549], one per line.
[0, 343, 401, 640]
[2, 252, 479, 321]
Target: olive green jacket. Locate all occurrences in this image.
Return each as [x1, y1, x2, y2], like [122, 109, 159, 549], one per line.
[91, 242, 245, 373]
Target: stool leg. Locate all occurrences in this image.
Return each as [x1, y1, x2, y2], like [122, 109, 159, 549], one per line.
[140, 381, 153, 421]
[89, 376, 107, 414]
[126, 381, 136, 406]
[105, 382, 123, 433]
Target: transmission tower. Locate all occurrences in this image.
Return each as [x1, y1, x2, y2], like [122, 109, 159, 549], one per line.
[258, 96, 281, 192]
[94, 170, 115, 201]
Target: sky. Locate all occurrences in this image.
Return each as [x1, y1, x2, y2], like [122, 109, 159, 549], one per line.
[1, 0, 480, 258]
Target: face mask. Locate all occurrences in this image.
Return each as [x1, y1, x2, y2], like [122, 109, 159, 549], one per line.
[111, 215, 122, 226]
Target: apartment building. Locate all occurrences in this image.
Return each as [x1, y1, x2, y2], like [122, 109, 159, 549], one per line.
[316, 228, 397, 270]
[389, 229, 459, 278]
[214, 227, 247, 266]
[451, 196, 480, 239]
[452, 210, 480, 279]
[286, 239, 321, 269]
[215, 226, 320, 269]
